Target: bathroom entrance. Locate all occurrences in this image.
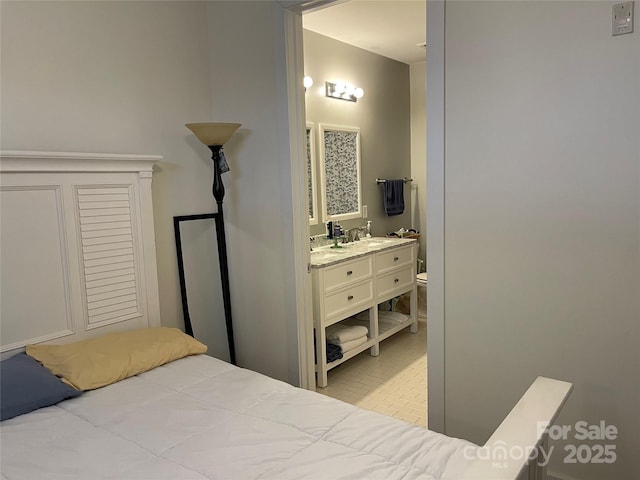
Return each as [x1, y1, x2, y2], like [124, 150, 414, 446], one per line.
[295, 0, 428, 427]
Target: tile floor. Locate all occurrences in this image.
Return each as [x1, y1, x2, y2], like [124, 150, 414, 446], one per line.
[316, 320, 427, 427]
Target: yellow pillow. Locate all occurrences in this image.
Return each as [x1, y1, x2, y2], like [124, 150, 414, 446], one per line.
[26, 327, 207, 391]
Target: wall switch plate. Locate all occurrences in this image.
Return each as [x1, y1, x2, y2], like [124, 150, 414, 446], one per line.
[613, 2, 634, 36]
[362, 205, 368, 218]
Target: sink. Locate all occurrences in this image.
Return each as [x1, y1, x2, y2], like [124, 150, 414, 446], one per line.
[310, 237, 403, 265]
[310, 252, 341, 261]
[358, 237, 396, 246]
[310, 248, 351, 261]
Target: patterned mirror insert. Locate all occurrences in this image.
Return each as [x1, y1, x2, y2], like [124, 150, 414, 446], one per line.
[320, 124, 361, 221]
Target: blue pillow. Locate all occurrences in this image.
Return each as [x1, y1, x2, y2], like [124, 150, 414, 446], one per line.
[1, 352, 82, 421]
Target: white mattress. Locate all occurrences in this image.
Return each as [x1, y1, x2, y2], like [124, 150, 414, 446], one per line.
[1, 355, 477, 480]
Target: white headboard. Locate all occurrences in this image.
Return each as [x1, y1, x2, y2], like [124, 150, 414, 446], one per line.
[0, 151, 162, 355]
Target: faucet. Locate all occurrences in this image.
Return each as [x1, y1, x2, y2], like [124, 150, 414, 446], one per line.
[346, 228, 363, 243]
[310, 234, 331, 250]
[349, 223, 373, 242]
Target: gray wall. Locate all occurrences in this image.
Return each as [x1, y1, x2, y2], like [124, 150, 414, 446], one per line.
[443, 2, 640, 479]
[303, 30, 412, 238]
[1, 1, 301, 384]
[204, 1, 301, 383]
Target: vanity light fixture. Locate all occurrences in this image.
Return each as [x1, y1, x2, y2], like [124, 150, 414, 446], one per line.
[325, 81, 364, 102]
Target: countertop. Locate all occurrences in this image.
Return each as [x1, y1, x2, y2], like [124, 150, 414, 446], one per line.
[310, 237, 417, 268]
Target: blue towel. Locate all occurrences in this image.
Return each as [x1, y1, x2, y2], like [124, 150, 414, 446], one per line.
[383, 179, 404, 216]
[326, 342, 343, 363]
[314, 337, 344, 364]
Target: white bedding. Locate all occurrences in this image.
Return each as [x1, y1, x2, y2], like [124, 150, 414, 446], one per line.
[1, 355, 477, 480]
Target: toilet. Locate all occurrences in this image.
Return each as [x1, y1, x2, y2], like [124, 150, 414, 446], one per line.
[416, 272, 427, 319]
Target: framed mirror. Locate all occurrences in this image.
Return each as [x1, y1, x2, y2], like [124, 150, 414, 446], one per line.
[306, 123, 318, 225]
[173, 214, 232, 363]
[319, 124, 362, 222]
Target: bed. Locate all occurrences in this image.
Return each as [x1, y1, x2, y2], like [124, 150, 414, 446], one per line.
[0, 151, 572, 480]
[2, 346, 475, 480]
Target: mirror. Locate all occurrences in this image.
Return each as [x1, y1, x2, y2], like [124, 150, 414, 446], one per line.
[319, 124, 362, 222]
[173, 216, 231, 362]
[306, 123, 318, 225]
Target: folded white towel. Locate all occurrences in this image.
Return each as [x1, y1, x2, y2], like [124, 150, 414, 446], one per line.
[378, 311, 408, 325]
[328, 335, 368, 353]
[356, 310, 408, 325]
[326, 324, 368, 343]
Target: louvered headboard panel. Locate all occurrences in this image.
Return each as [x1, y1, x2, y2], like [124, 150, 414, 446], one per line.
[78, 186, 140, 327]
[0, 151, 162, 355]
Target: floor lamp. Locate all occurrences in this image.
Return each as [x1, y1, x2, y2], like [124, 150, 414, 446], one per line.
[181, 122, 241, 365]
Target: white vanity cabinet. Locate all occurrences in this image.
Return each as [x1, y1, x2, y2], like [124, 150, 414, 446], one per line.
[311, 239, 417, 388]
[374, 245, 418, 343]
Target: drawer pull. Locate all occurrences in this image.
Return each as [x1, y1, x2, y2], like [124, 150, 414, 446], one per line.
[347, 295, 354, 300]
[346, 270, 353, 275]
[394, 256, 399, 261]
[394, 278, 400, 283]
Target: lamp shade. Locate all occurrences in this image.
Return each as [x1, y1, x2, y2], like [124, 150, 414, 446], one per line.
[185, 123, 241, 146]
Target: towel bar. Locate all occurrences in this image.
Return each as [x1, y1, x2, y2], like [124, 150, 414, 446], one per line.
[376, 177, 413, 184]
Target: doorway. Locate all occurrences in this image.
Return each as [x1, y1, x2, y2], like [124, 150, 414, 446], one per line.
[286, 1, 429, 427]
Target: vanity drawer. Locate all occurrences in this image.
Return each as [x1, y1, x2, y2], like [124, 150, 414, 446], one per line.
[324, 280, 374, 323]
[377, 266, 414, 300]
[323, 256, 372, 293]
[376, 245, 413, 274]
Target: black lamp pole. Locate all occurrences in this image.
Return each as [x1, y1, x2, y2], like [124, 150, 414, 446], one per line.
[209, 145, 236, 365]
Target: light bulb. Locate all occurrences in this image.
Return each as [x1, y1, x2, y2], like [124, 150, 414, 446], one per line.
[303, 76, 313, 89]
[354, 87, 364, 99]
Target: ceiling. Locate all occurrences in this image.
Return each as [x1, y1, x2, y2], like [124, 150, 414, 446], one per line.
[302, 0, 426, 65]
